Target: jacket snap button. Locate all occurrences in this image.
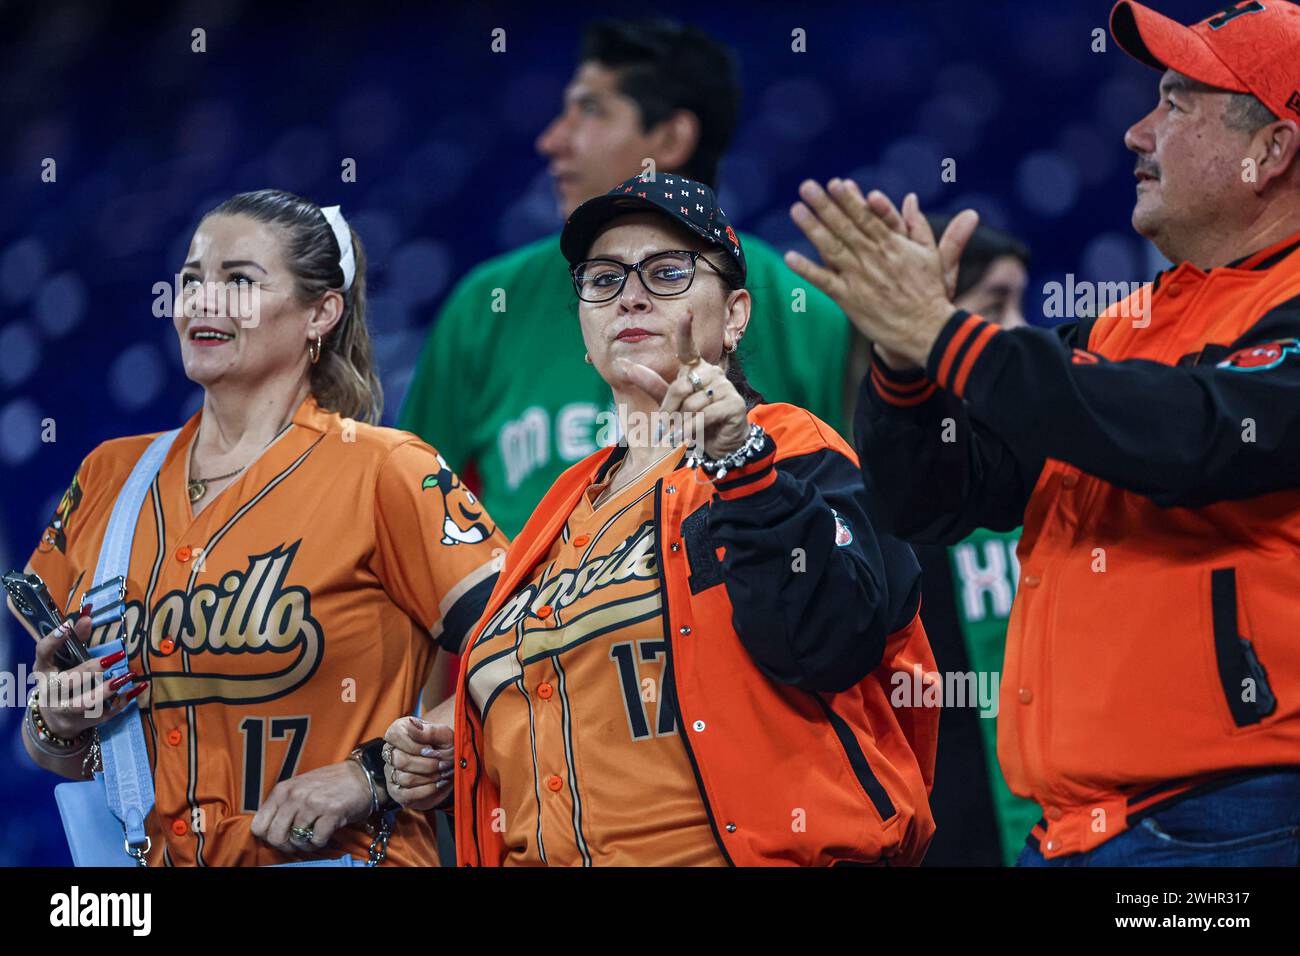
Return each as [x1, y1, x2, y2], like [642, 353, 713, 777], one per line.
[679, 625, 691, 635]
[175, 546, 192, 563]
[171, 819, 188, 837]
[1062, 474, 1078, 489]
[1023, 575, 1041, 587]
[1166, 283, 1182, 298]
[665, 486, 677, 494]
[572, 534, 591, 548]
[692, 720, 706, 732]
[1046, 806, 1063, 821]
[547, 774, 563, 792]
[670, 542, 680, 552]
[725, 823, 737, 833]
[459, 758, 468, 768]
[1018, 687, 1033, 704]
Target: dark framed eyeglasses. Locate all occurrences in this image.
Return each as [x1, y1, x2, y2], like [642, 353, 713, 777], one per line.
[570, 250, 725, 303]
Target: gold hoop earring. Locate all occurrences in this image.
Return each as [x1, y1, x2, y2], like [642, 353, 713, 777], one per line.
[584, 352, 593, 365]
[308, 334, 321, 365]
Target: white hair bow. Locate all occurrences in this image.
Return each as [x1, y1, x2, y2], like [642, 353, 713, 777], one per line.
[320, 205, 356, 291]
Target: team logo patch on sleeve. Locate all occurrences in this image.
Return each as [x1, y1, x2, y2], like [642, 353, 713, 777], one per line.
[1217, 338, 1300, 372]
[423, 454, 496, 545]
[39, 471, 84, 554]
[831, 509, 854, 547]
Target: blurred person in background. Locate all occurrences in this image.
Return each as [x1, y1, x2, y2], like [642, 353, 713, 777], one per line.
[8, 189, 506, 865]
[846, 214, 1038, 866]
[399, 18, 851, 542]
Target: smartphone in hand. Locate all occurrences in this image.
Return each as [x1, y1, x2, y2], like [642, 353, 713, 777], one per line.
[3, 570, 91, 668]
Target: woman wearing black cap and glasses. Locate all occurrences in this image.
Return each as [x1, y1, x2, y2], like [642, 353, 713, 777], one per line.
[389, 174, 939, 866]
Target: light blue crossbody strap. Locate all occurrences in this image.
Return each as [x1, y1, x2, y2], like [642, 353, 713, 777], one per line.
[87, 428, 180, 859]
[90, 429, 180, 594]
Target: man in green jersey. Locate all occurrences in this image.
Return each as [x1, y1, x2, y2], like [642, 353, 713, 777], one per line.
[399, 19, 850, 536]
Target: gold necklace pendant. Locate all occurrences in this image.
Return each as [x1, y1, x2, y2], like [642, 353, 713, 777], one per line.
[187, 420, 292, 507]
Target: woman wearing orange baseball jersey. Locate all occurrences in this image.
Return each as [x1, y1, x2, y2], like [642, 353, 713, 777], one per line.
[10, 189, 507, 866]
[386, 174, 939, 866]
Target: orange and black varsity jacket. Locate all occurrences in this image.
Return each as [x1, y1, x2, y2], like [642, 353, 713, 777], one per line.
[859, 230, 1300, 859]
[454, 402, 938, 866]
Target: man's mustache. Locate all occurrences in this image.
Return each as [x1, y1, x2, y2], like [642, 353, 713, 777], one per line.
[1135, 159, 1161, 179]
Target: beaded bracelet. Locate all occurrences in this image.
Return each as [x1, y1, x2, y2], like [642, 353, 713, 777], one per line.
[26, 688, 92, 752]
[687, 423, 768, 480]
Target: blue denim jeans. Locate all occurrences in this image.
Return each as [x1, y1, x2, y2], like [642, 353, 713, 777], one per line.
[1017, 771, 1300, 866]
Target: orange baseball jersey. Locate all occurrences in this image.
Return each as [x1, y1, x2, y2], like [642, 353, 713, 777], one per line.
[457, 403, 938, 867]
[464, 445, 724, 866]
[23, 394, 507, 866]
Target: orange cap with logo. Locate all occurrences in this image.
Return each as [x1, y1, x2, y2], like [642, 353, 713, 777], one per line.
[1110, 0, 1300, 122]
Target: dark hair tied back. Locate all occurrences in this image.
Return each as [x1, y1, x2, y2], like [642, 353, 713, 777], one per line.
[206, 188, 382, 424]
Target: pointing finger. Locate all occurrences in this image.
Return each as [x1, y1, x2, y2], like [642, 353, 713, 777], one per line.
[675, 308, 701, 367]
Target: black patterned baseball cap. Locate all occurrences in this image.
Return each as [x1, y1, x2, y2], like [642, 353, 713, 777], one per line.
[560, 173, 746, 284]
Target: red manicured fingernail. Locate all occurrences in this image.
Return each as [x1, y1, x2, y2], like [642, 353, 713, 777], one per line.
[108, 674, 132, 691]
[123, 681, 149, 701]
[100, 651, 126, 669]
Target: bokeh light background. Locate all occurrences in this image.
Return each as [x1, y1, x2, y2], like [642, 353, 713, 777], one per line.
[0, 0, 1210, 864]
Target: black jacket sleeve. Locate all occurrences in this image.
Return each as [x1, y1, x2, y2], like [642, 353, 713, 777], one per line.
[852, 323, 1091, 544]
[924, 299, 1300, 509]
[703, 429, 920, 694]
